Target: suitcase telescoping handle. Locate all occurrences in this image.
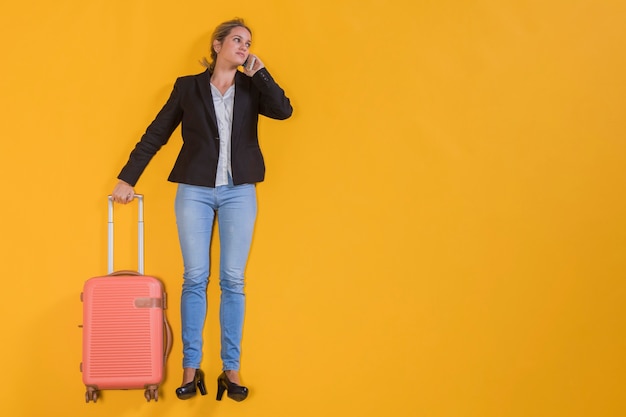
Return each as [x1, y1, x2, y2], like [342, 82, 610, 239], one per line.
[107, 194, 144, 275]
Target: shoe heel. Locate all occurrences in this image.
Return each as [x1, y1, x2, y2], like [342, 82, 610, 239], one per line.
[216, 381, 226, 401]
[197, 377, 207, 396]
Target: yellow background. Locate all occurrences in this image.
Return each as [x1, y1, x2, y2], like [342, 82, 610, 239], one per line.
[1, 1, 624, 416]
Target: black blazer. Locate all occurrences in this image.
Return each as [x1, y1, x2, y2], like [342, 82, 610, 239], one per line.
[118, 68, 292, 187]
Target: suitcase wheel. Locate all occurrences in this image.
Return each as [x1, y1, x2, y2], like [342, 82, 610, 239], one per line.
[144, 387, 158, 402]
[85, 387, 99, 403]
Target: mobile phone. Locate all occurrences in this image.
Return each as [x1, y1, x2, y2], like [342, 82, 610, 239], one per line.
[243, 56, 256, 71]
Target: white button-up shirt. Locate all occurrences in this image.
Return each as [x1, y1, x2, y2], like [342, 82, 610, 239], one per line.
[211, 83, 235, 186]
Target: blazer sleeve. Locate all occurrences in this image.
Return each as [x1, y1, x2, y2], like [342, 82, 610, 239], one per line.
[251, 68, 293, 120]
[117, 79, 184, 186]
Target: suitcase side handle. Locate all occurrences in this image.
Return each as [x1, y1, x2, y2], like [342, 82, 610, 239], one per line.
[164, 313, 173, 366]
[107, 195, 144, 275]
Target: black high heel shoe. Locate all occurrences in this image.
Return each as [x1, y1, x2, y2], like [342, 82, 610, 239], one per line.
[175, 369, 207, 400]
[216, 371, 248, 402]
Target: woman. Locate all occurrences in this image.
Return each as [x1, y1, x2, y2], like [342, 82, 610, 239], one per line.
[111, 18, 292, 402]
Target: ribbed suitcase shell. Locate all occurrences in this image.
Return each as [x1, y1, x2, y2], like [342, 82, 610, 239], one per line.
[82, 274, 164, 389]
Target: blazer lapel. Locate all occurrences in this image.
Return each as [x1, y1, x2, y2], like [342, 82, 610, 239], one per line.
[231, 72, 250, 151]
[196, 70, 219, 139]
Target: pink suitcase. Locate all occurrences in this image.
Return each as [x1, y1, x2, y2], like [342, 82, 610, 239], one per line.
[81, 195, 172, 403]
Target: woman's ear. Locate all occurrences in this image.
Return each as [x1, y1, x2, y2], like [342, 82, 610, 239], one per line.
[213, 40, 221, 54]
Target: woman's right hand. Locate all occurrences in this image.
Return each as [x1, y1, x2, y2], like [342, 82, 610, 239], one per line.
[111, 180, 135, 204]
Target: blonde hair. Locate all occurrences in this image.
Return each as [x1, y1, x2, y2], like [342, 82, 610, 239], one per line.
[200, 18, 252, 71]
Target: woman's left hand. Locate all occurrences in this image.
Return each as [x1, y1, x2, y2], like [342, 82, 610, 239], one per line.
[243, 54, 265, 77]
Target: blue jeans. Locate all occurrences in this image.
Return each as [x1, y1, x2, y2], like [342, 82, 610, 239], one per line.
[174, 180, 257, 371]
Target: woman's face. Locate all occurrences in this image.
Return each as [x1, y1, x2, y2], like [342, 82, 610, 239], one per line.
[215, 26, 252, 67]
